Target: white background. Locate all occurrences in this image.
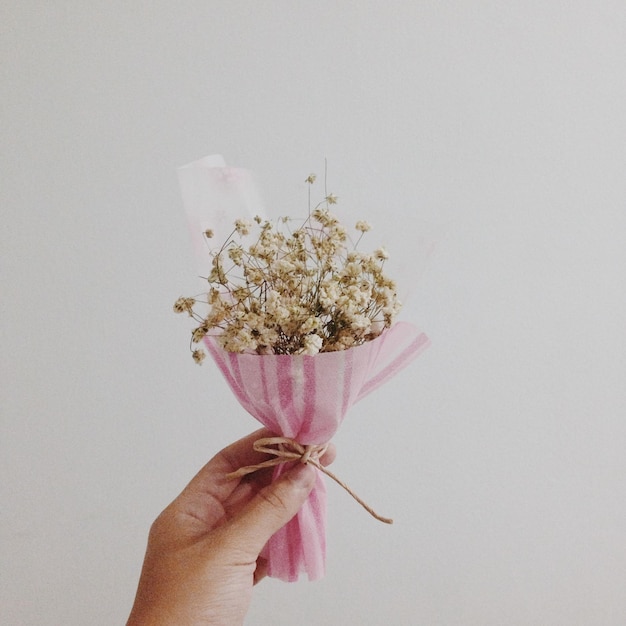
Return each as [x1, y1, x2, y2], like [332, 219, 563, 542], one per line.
[2, 2, 626, 624]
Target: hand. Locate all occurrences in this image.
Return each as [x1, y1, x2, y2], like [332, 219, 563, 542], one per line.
[127, 429, 335, 625]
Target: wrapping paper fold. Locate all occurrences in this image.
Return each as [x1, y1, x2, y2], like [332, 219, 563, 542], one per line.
[204, 321, 430, 581]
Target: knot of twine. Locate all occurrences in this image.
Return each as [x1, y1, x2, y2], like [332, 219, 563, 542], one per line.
[226, 436, 393, 524]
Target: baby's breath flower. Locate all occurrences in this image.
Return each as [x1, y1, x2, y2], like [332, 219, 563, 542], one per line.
[221, 327, 256, 353]
[173, 297, 195, 315]
[228, 245, 244, 265]
[350, 314, 371, 332]
[374, 247, 389, 260]
[272, 258, 296, 274]
[319, 279, 340, 310]
[311, 207, 329, 225]
[245, 267, 265, 285]
[330, 223, 347, 241]
[176, 178, 401, 361]
[301, 333, 323, 355]
[305, 174, 317, 184]
[234, 219, 252, 236]
[343, 262, 362, 278]
[208, 265, 227, 284]
[204, 229, 214, 238]
[208, 288, 221, 304]
[192, 349, 206, 364]
[192, 325, 208, 343]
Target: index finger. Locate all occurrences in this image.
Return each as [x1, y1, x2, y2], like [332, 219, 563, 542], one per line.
[180, 428, 336, 505]
[180, 427, 276, 502]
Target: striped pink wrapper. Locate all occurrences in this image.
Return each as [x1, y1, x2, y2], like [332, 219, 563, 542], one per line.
[204, 321, 430, 581]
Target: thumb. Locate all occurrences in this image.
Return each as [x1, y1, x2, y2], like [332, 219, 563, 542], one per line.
[228, 463, 317, 555]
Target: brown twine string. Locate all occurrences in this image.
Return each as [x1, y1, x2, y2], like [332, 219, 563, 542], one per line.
[226, 436, 393, 524]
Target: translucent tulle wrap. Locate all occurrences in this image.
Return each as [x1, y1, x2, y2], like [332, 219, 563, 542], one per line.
[203, 322, 429, 581]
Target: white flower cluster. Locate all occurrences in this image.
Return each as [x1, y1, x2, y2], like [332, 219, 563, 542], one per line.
[175, 179, 401, 362]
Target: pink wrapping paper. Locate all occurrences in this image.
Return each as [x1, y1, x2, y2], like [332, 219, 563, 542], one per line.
[204, 321, 430, 581]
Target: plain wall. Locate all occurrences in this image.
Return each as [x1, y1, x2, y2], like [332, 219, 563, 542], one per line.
[2, 1, 626, 624]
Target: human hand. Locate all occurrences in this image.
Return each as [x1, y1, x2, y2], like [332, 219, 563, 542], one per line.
[127, 429, 335, 625]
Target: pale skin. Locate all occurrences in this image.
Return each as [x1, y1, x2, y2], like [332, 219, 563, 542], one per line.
[127, 429, 335, 625]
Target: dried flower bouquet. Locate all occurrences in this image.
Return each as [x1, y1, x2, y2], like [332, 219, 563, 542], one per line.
[176, 156, 429, 581]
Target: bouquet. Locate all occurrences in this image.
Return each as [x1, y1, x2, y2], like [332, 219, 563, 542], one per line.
[175, 156, 430, 581]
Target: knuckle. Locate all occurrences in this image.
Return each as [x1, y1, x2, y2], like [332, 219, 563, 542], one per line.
[147, 506, 179, 544]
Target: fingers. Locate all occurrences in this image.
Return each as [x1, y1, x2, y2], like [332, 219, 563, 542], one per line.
[182, 431, 336, 505]
[180, 428, 276, 503]
[214, 428, 277, 474]
[318, 442, 336, 468]
[225, 463, 317, 555]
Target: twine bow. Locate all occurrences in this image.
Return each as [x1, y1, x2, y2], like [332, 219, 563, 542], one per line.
[226, 436, 393, 524]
